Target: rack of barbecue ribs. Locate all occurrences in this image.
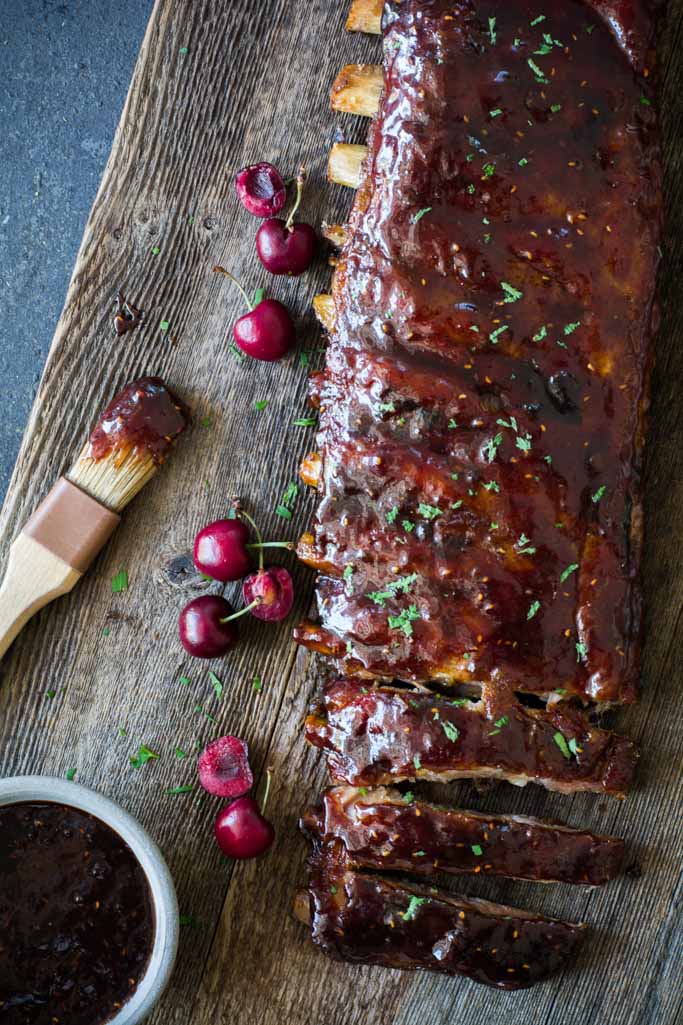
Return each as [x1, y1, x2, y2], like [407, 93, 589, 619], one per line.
[293, 0, 663, 989]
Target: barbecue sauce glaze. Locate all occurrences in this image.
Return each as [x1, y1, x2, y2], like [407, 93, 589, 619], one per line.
[87, 376, 189, 466]
[0, 802, 154, 1025]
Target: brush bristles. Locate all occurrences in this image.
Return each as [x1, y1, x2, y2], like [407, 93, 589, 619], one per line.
[67, 444, 157, 513]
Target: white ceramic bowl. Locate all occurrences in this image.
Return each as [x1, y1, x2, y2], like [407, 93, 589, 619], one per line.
[0, 775, 179, 1025]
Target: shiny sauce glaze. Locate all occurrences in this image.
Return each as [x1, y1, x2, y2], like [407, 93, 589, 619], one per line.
[306, 837, 585, 990]
[87, 376, 189, 466]
[0, 802, 154, 1025]
[303, 785, 625, 885]
[296, 0, 662, 703]
[112, 291, 144, 337]
[305, 678, 637, 794]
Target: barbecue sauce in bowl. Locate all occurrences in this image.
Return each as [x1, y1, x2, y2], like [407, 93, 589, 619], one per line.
[0, 802, 154, 1025]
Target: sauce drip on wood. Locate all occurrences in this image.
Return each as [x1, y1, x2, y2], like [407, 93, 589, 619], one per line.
[0, 801, 154, 1025]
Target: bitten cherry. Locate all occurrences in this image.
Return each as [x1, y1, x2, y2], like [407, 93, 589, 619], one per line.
[235, 162, 286, 218]
[214, 265, 295, 361]
[214, 769, 275, 859]
[243, 566, 294, 622]
[198, 736, 254, 798]
[256, 167, 317, 276]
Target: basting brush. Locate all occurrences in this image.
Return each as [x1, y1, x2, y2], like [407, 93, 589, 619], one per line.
[0, 377, 190, 659]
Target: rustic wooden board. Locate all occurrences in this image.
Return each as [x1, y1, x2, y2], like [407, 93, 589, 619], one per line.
[1, 2, 681, 1023]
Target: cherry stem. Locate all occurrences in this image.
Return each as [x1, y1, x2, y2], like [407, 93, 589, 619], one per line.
[238, 508, 265, 572]
[261, 767, 274, 813]
[219, 597, 262, 623]
[284, 166, 307, 232]
[246, 542, 295, 551]
[213, 265, 253, 311]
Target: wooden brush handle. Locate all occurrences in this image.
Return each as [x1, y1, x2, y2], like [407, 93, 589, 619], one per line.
[0, 478, 120, 661]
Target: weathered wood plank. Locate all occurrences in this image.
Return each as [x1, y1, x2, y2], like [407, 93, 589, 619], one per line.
[1, 2, 681, 1025]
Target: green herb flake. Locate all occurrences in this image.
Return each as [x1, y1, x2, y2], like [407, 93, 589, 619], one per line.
[252, 675, 263, 693]
[254, 399, 269, 411]
[209, 671, 223, 700]
[451, 500, 463, 510]
[102, 627, 110, 636]
[179, 46, 189, 55]
[482, 163, 496, 180]
[367, 573, 419, 607]
[527, 57, 548, 83]
[448, 417, 458, 428]
[488, 715, 509, 736]
[568, 737, 580, 756]
[151, 246, 161, 255]
[639, 95, 652, 106]
[412, 207, 432, 224]
[402, 519, 415, 532]
[276, 481, 298, 519]
[130, 745, 160, 770]
[179, 675, 191, 687]
[564, 321, 580, 335]
[442, 721, 460, 743]
[46, 690, 56, 700]
[403, 791, 415, 803]
[488, 16, 496, 44]
[159, 320, 170, 332]
[167, 785, 194, 795]
[576, 641, 588, 662]
[111, 570, 128, 594]
[533, 325, 547, 342]
[402, 896, 427, 922]
[471, 844, 484, 856]
[175, 747, 188, 759]
[483, 432, 504, 463]
[386, 506, 399, 524]
[489, 108, 503, 119]
[343, 565, 354, 581]
[527, 600, 541, 620]
[497, 416, 518, 431]
[418, 503, 441, 520]
[592, 485, 606, 503]
[388, 605, 421, 638]
[560, 563, 579, 583]
[413, 754, 422, 770]
[65, 768, 77, 781]
[519, 157, 529, 167]
[553, 731, 571, 759]
[467, 183, 476, 195]
[293, 416, 317, 427]
[530, 14, 546, 25]
[483, 481, 500, 493]
[489, 324, 509, 344]
[550, 103, 562, 113]
[516, 434, 532, 453]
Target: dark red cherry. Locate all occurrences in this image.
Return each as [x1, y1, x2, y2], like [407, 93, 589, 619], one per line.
[214, 266, 295, 362]
[242, 566, 294, 622]
[235, 162, 286, 218]
[179, 595, 238, 659]
[255, 167, 316, 276]
[193, 518, 250, 582]
[233, 299, 295, 361]
[256, 219, 317, 276]
[198, 736, 254, 798]
[214, 793, 275, 859]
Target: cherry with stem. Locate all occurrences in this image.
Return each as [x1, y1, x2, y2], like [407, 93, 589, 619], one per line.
[256, 166, 317, 277]
[213, 265, 295, 362]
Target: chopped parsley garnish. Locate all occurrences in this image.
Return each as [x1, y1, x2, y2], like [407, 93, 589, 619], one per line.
[448, 417, 458, 428]
[343, 565, 354, 581]
[386, 506, 399, 524]
[488, 16, 496, 44]
[530, 14, 546, 25]
[550, 103, 562, 113]
[130, 745, 160, 769]
[576, 641, 588, 662]
[367, 573, 419, 607]
[519, 157, 529, 167]
[209, 671, 223, 700]
[592, 485, 606, 503]
[378, 401, 396, 413]
[175, 747, 187, 759]
[488, 715, 509, 736]
[639, 95, 652, 106]
[111, 570, 128, 593]
[467, 183, 476, 194]
[489, 324, 509, 343]
[254, 399, 269, 411]
[276, 481, 298, 519]
[418, 503, 441, 520]
[402, 520, 415, 532]
[167, 785, 194, 795]
[179, 675, 190, 687]
[252, 675, 263, 693]
[159, 320, 170, 332]
[482, 162, 496, 177]
[471, 844, 484, 856]
[413, 754, 422, 770]
[527, 600, 541, 620]
[483, 432, 504, 463]
[501, 282, 523, 303]
[451, 500, 463, 510]
[553, 732, 571, 759]
[388, 605, 421, 637]
[560, 563, 579, 583]
[65, 768, 77, 781]
[527, 57, 548, 83]
[292, 416, 317, 427]
[401, 896, 427, 922]
[516, 433, 532, 452]
[483, 480, 500, 493]
[403, 791, 415, 803]
[515, 533, 536, 555]
[533, 325, 547, 342]
[489, 108, 502, 119]
[497, 416, 518, 432]
[568, 737, 580, 756]
[441, 721, 459, 743]
[412, 207, 432, 224]
[564, 321, 580, 335]
[151, 246, 161, 255]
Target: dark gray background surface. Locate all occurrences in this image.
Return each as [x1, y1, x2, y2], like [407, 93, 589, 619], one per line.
[0, 0, 152, 502]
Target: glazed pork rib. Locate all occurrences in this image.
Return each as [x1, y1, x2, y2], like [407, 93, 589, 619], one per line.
[296, 837, 586, 990]
[302, 785, 625, 886]
[305, 679, 638, 796]
[295, 0, 662, 705]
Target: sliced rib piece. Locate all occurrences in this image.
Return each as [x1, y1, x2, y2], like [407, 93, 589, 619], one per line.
[299, 0, 663, 704]
[305, 679, 638, 795]
[331, 64, 383, 117]
[302, 785, 625, 886]
[297, 837, 585, 990]
[346, 0, 382, 35]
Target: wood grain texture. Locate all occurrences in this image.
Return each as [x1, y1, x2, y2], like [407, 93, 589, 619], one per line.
[0, 3, 681, 1024]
